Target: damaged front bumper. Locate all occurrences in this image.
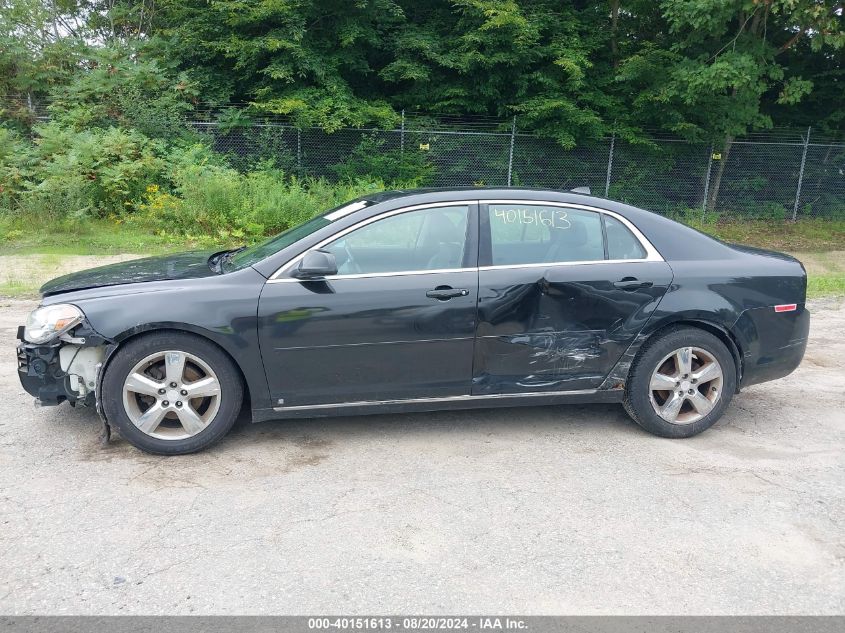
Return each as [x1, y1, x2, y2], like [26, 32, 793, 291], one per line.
[16, 324, 107, 407]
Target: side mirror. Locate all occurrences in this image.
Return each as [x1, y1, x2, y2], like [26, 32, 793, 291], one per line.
[292, 249, 338, 279]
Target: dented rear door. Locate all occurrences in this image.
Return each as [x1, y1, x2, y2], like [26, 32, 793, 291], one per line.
[472, 243, 673, 395]
[473, 262, 672, 393]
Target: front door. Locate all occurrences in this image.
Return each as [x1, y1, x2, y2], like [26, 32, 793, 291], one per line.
[257, 203, 479, 407]
[473, 202, 673, 395]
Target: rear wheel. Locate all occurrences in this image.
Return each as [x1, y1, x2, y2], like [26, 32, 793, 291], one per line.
[623, 326, 736, 438]
[102, 332, 243, 455]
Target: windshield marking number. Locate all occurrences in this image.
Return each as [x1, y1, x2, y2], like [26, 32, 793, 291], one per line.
[493, 208, 572, 230]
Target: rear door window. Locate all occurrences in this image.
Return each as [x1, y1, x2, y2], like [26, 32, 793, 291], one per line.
[487, 204, 605, 266]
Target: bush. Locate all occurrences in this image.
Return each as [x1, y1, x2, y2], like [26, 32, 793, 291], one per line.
[2, 122, 166, 218]
[45, 47, 198, 143]
[332, 134, 434, 186]
[2, 119, 386, 245]
[132, 144, 383, 242]
[250, 176, 383, 233]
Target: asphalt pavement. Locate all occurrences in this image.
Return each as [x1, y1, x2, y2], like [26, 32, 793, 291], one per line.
[1, 297, 843, 614]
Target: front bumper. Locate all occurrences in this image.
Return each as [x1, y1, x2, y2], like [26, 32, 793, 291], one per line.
[16, 325, 89, 406]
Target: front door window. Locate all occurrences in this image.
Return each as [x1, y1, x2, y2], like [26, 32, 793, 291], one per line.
[323, 206, 470, 275]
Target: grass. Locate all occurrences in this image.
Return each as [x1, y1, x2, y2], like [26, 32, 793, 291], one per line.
[1, 214, 844, 299]
[0, 277, 30, 298]
[807, 275, 845, 297]
[795, 250, 845, 298]
[690, 218, 845, 252]
[0, 217, 212, 256]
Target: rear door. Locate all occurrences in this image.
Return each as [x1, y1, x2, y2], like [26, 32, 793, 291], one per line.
[472, 201, 673, 395]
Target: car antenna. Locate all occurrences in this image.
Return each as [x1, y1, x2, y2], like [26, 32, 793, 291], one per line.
[570, 186, 591, 195]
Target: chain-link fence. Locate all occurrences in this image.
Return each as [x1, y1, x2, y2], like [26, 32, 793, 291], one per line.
[6, 96, 843, 219]
[190, 115, 845, 220]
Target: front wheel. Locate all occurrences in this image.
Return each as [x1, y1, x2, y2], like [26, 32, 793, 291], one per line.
[101, 332, 243, 455]
[623, 326, 737, 438]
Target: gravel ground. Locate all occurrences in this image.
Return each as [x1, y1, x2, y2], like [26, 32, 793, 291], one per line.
[0, 296, 842, 615]
[0, 254, 143, 296]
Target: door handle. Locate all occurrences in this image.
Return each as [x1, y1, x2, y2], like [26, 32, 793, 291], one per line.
[613, 277, 653, 291]
[426, 286, 470, 300]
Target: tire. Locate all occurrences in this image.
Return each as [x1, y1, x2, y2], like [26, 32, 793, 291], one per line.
[101, 331, 243, 455]
[623, 326, 736, 438]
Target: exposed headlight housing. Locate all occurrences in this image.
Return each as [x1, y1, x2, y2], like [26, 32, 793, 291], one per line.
[24, 304, 84, 344]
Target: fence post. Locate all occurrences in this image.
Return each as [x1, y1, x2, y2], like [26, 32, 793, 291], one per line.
[400, 109, 406, 181]
[702, 144, 714, 215]
[604, 132, 616, 197]
[792, 126, 811, 222]
[296, 128, 302, 172]
[507, 116, 517, 186]
[400, 109, 405, 158]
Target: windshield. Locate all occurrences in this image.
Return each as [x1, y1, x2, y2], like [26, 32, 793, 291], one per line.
[224, 199, 370, 271]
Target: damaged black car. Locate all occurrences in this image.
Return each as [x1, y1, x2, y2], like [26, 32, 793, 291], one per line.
[17, 188, 810, 454]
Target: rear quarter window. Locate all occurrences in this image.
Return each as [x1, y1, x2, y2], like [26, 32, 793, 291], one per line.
[605, 215, 646, 260]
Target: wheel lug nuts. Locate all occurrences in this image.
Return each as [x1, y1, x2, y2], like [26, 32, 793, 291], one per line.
[158, 388, 166, 395]
[688, 389, 694, 395]
[162, 400, 169, 407]
[169, 382, 177, 388]
[175, 401, 183, 407]
[180, 389, 188, 396]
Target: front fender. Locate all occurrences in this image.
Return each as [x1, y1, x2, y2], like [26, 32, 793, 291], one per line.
[62, 268, 273, 412]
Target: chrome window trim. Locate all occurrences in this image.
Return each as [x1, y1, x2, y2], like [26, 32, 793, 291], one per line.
[478, 258, 658, 272]
[272, 267, 474, 282]
[273, 388, 605, 411]
[268, 201, 476, 281]
[267, 198, 664, 283]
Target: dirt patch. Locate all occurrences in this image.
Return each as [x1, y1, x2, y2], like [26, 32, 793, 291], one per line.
[0, 253, 145, 296]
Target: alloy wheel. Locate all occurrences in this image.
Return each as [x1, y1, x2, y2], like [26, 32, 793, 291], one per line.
[648, 346, 723, 425]
[121, 350, 222, 440]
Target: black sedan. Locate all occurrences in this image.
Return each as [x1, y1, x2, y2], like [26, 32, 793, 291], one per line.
[16, 188, 809, 454]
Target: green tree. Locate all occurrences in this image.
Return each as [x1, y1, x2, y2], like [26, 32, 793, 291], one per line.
[3, 0, 845, 150]
[615, 0, 845, 209]
[0, 0, 89, 123]
[45, 45, 199, 140]
[148, 0, 404, 128]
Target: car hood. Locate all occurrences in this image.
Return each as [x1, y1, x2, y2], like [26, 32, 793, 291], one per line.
[40, 250, 221, 296]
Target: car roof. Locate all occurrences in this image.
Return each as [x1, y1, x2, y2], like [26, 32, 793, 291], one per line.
[250, 187, 733, 277]
[361, 188, 733, 261]
[367, 187, 606, 203]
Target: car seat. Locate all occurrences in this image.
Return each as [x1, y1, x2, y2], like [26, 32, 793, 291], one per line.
[544, 220, 598, 262]
[418, 213, 464, 269]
